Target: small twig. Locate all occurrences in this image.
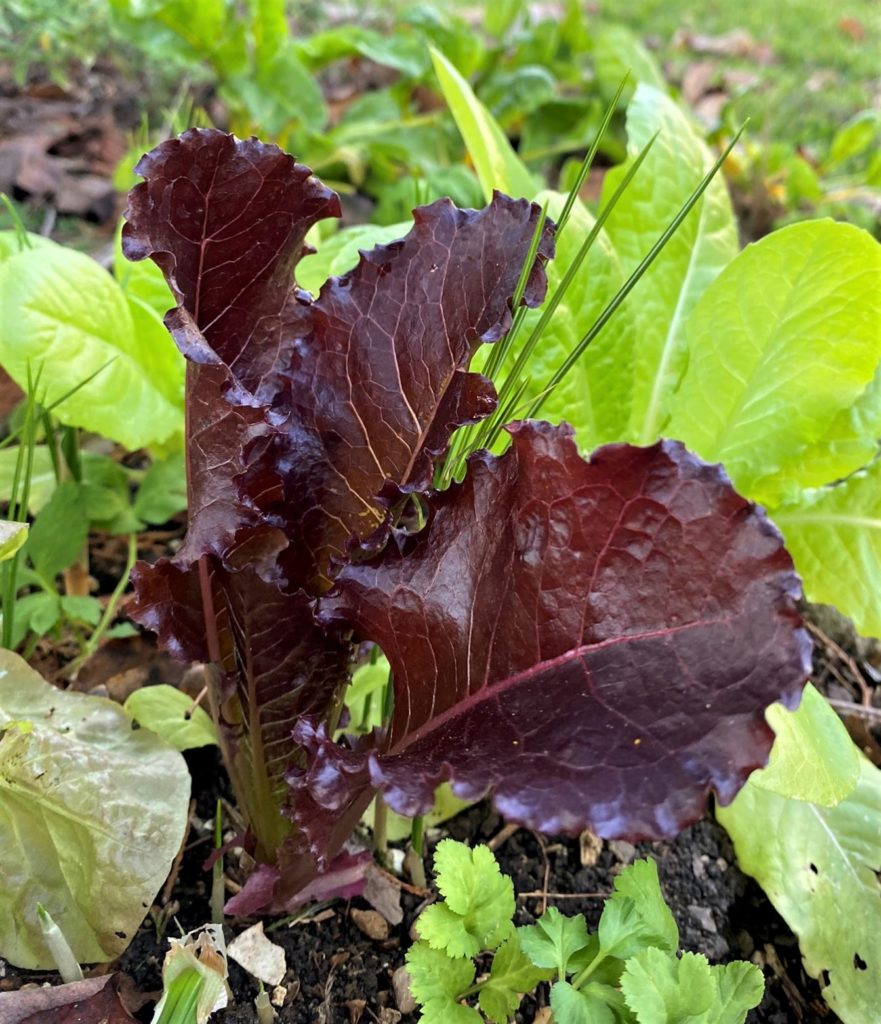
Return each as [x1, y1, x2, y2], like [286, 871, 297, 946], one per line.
[806, 621, 872, 705]
[185, 685, 208, 717]
[162, 799, 195, 903]
[517, 891, 609, 900]
[532, 832, 551, 917]
[373, 865, 431, 898]
[828, 698, 881, 722]
[488, 823, 519, 851]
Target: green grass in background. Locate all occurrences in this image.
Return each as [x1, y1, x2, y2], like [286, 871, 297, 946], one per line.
[601, 0, 881, 149]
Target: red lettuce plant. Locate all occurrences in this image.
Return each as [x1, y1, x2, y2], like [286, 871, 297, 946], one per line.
[124, 128, 811, 913]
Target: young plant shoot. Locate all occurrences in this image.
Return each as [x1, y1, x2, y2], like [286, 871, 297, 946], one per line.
[124, 128, 811, 913]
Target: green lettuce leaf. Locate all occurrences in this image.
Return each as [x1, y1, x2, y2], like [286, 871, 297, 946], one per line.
[750, 683, 860, 805]
[430, 47, 537, 202]
[665, 220, 881, 503]
[512, 190, 636, 449]
[773, 461, 881, 639]
[0, 241, 184, 450]
[0, 651, 191, 968]
[600, 84, 738, 445]
[124, 685, 218, 752]
[718, 758, 881, 1024]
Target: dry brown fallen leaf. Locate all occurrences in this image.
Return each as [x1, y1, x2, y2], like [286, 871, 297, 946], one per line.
[0, 974, 135, 1024]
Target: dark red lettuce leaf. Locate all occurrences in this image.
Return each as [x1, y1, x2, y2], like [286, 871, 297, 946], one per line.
[291, 422, 810, 861]
[244, 193, 554, 592]
[122, 129, 553, 880]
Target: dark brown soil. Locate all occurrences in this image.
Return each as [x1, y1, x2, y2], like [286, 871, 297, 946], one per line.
[79, 744, 833, 1024]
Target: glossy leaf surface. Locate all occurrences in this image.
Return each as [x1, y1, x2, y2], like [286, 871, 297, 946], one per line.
[302, 422, 810, 857]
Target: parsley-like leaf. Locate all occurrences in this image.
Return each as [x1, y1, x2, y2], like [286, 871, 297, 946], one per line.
[518, 906, 591, 978]
[405, 940, 475, 1010]
[550, 980, 616, 1024]
[478, 936, 553, 1023]
[417, 841, 515, 956]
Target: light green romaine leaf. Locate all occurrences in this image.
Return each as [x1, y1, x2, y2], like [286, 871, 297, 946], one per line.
[478, 936, 552, 1023]
[417, 841, 515, 956]
[24, 480, 89, 580]
[297, 222, 409, 297]
[665, 220, 881, 502]
[601, 84, 738, 445]
[717, 758, 881, 1024]
[510, 190, 635, 450]
[0, 520, 27, 562]
[0, 231, 54, 262]
[610, 859, 678, 953]
[773, 461, 881, 639]
[550, 980, 615, 1024]
[404, 940, 477, 1017]
[0, 651, 191, 967]
[430, 47, 537, 202]
[0, 242, 184, 450]
[125, 685, 218, 752]
[590, 24, 667, 100]
[759, 362, 881, 507]
[113, 222, 175, 318]
[751, 683, 859, 805]
[517, 906, 590, 978]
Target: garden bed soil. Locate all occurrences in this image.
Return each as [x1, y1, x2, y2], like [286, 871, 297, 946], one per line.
[1, 742, 838, 1024]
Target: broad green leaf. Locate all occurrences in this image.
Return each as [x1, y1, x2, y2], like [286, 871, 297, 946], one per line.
[620, 949, 716, 1023]
[113, 222, 175, 317]
[297, 222, 409, 297]
[518, 906, 590, 978]
[133, 453, 188, 526]
[0, 446, 57, 514]
[417, 841, 514, 956]
[24, 480, 89, 580]
[404, 940, 476, 1009]
[751, 684, 860, 805]
[826, 111, 881, 170]
[601, 85, 738, 445]
[430, 47, 537, 202]
[0, 231, 55, 262]
[0, 651, 190, 967]
[511, 190, 635, 450]
[0, 243, 184, 450]
[611, 859, 678, 953]
[479, 936, 552, 1023]
[717, 759, 881, 1024]
[226, 43, 327, 136]
[80, 453, 141, 534]
[773, 462, 881, 639]
[590, 25, 667, 100]
[12, 591, 61, 646]
[550, 980, 615, 1024]
[0, 520, 27, 562]
[60, 595, 102, 627]
[757, 362, 881, 507]
[125, 685, 218, 752]
[665, 220, 881, 501]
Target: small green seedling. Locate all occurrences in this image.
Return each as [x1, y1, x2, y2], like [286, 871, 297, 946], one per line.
[406, 839, 763, 1024]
